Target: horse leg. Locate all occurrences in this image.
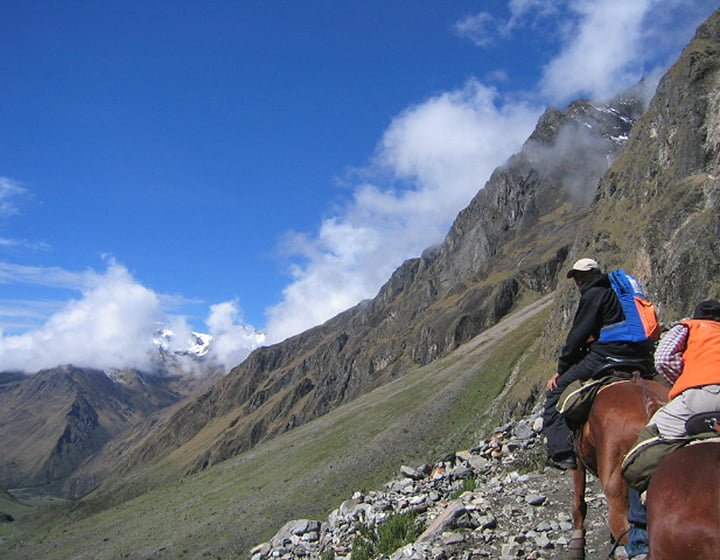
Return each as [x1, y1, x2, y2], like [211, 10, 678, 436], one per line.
[603, 467, 632, 551]
[569, 464, 587, 559]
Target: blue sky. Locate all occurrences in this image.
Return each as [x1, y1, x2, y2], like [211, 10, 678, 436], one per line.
[0, 0, 716, 373]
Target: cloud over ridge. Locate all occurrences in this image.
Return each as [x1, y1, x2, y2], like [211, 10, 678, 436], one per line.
[263, 0, 715, 343]
[264, 80, 541, 343]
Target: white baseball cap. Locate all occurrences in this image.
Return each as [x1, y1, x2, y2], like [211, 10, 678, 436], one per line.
[566, 258, 600, 278]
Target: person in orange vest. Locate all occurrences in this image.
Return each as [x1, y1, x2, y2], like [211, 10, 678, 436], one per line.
[650, 299, 720, 437]
[622, 299, 720, 560]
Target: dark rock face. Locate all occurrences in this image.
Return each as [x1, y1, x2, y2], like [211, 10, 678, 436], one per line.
[125, 87, 645, 476]
[42, 395, 102, 483]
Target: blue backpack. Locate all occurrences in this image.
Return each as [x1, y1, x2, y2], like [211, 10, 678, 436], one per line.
[598, 270, 660, 343]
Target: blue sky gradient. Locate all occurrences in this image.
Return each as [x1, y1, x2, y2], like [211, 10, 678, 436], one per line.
[0, 1, 716, 372]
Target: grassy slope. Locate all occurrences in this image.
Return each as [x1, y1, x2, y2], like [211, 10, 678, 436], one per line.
[2, 297, 553, 560]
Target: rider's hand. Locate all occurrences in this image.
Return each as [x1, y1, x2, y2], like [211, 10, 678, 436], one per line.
[546, 372, 560, 391]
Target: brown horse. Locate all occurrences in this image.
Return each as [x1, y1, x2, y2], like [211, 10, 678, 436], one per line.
[568, 374, 668, 559]
[646, 442, 720, 559]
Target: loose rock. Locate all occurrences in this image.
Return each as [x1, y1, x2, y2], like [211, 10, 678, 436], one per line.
[251, 409, 613, 560]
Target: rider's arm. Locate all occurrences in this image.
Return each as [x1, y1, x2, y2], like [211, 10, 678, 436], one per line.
[557, 287, 606, 374]
[654, 323, 689, 385]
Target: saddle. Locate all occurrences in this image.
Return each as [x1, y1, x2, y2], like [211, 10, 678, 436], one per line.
[557, 358, 653, 427]
[622, 411, 720, 492]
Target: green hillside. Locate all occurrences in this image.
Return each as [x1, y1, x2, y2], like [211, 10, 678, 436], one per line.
[1, 298, 552, 560]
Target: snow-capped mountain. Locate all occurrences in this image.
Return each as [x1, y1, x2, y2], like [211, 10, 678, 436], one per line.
[150, 328, 221, 378]
[153, 328, 213, 358]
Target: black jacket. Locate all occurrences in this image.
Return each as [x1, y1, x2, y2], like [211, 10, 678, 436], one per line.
[557, 273, 653, 375]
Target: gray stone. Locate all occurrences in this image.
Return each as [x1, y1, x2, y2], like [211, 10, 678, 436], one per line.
[449, 465, 473, 479]
[513, 422, 535, 440]
[401, 465, 425, 480]
[441, 531, 466, 545]
[500, 542, 520, 558]
[526, 494, 547, 506]
[476, 515, 497, 530]
[535, 533, 553, 549]
[467, 455, 490, 472]
[532, 417, 544, 433]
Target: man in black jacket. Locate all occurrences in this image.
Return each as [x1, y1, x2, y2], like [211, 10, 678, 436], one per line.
[542, 258, 654, 470]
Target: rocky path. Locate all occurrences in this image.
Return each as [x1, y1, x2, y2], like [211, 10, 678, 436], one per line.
[251, 411, 625, 560]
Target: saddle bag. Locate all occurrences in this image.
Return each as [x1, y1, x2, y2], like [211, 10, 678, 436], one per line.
[621, 423, 719, 493]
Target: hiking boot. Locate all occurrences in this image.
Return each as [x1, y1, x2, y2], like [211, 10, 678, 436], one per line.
[546, 453, 577, 470]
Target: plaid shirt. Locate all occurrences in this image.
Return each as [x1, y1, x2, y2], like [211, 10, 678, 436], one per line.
[654, 323, 690, 385]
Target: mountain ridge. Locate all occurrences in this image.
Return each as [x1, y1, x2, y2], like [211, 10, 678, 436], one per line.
[0, 365, 217, 491]
[108, 88, 645, 486]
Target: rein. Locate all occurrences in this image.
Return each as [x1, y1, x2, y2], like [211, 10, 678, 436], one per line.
[607, 527, 633, 559]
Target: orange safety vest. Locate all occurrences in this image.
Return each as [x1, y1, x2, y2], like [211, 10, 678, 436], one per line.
[669, 319, 720, 399]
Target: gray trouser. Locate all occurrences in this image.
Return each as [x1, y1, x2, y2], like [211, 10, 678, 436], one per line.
[650, 384, 720, 437]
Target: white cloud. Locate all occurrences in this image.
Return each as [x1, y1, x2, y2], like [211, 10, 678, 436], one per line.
[0, 177, 50, 253]
[0, 262, 163, 372]
[0, 237, 50, 251]
[205, 301, 266, 371]
[454, 1, 559, 48]
[0, 261, 265, 374]
[453, 12, 497, 47]
[539, 0, 652, 103]
[0, 177, 27, 218]
[264, 80, 542, 343]
[454, 1, 716, 105]
[0, 261, 94, 289]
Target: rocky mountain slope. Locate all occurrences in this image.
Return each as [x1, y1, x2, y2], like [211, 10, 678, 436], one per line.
[93, 81, 647, 496]
[250, 409, 613, 560]
[582, 17, 720, 316]
[0, 298, 588, 560]
[0, 325, 223, 494]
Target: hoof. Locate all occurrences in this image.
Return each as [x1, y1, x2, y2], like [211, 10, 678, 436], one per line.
[567, 529, 586, 560]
